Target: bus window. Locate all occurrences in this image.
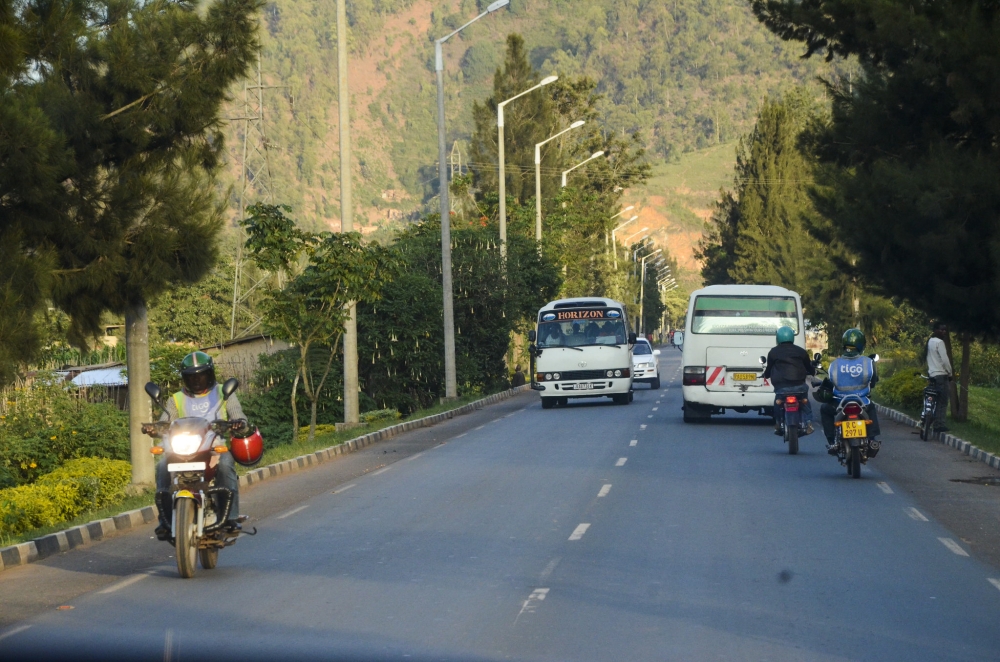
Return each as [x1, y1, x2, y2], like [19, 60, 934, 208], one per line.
[691, 296, 799, 335]
[538, 318, 626, 347]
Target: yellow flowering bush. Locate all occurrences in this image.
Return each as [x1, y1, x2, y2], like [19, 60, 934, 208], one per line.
[0, 458, 131, 537]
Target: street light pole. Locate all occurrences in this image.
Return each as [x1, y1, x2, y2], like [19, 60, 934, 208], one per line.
[607, 205, 635, 247]
[497, 74, 558, 257]
[638, 249, 662, 336]
[535, 120, 585, 242]
[611, 214, 639, 269]
[434, 0, 509, 400]
[337, 0, 360, 425]
[561, 150, 605, 188]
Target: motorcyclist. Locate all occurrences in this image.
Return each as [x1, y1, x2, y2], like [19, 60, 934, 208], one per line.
[818, 328, 881, 454]
[152, 351, 249, 540]
[763, 325, 816, 435]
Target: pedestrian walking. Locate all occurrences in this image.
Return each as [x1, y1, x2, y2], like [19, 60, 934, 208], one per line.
[511, 364, 526, 387]
[926, 321, 953, 432]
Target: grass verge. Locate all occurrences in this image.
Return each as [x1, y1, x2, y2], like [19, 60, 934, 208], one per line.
[1, 392, 497, 549]
[878, 385, 1000, 456]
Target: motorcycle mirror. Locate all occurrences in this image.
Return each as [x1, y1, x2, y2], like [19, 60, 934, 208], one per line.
[759, 356, 767, 365]
[813, 352, 822, 362]
[144, 382, 162, 403]
[222, 377, 240, 400]
[870, 353, 880, 362]
[527, 329, 536, 343]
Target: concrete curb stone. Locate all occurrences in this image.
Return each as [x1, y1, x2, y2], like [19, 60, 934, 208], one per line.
[875, 402, 997, 471]
[0, 384, 530, 573]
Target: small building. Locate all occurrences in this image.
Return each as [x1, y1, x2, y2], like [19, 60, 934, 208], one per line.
[55, 362, 129, 409]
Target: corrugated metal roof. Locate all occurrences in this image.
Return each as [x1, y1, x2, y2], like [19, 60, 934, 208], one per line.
[71, 367, 127, 387]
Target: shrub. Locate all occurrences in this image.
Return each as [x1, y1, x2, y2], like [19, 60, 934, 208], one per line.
[360, 408, 401, 424]
[0, 458, 131, 537]
[876, 370, 925, 411]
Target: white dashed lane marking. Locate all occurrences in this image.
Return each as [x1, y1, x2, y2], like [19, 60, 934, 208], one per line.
[615, 457, 628, 467]
[569, 523, 591, 541]
[989, 578, 1000, 592]
[647, 415, 653, 418]
[630, 440, 637, 446]
[331, 483, 356, 494]
[515, 588, 550, 623]
[98, 572, 152, 594]
[539, 558, 561, 581]
[640, 424, 647, 430]
[474, 425, 485, 431]
[369, 466, 391, 476]
[277, 505, 309, 519]
[939, 538, 970, 557]
[404, 451, 425, 462]
[877, 482, 893, 494]
[652, 407, 658, 411]
[906, 507, 929, 521]
[598, 484, 612, 497]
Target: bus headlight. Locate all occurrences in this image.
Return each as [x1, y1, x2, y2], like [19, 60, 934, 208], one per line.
[606, 370, 614, 377]
[614, 369, 622, 377]
[552, 372, 560, 380]
[545, 373, 552, 381]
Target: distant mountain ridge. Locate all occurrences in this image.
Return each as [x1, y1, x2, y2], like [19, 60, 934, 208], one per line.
[220, 0, 841, 237]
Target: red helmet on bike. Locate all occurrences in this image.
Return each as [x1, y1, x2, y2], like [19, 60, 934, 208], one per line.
[230, 428, 264, 467]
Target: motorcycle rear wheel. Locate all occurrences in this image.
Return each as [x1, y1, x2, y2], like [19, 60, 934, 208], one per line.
[920, 413, 932, 441]
[787, 424, 799, 455]
[851, 448, 862, 479]
[175, 498, 198, 579]
[199, 547, 219, 570]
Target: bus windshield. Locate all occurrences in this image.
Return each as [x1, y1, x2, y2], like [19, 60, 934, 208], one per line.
[537, 310, 626, 347]
[691, 296, 799, 335]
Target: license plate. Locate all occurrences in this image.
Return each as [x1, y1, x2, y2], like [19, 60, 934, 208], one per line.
[573, 382, 593, 390]
[842, 421, 867, 439]
[168, 462, 206, 472]
[731, 373, 758, 382]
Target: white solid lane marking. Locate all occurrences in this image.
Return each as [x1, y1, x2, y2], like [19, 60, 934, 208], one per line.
[491, 418, 502, 423]
[369, 466, 391, 476]
[652, 407, 658, 411]
[454, 433, 467, 438]
[332, 483, 357, 494]
[629, 440, 637, 447]
[906, 507, 929, 522]
[539, 558, 561, 581]
[877, 482, 893, 494]
[616, 457, 627, 466]
[277, 505, 309, 519]
[989, 578, 1000, 592]
[99, 573, 151, 594]
[404, 451, 425, 462]
[568, 523, 591, 541]
[598, 484, 612, 497]
[0, 625, 32, 642]
[515, 588, 550, 623]
[474, 425, 485, 431]
[939, 538, 970, 557]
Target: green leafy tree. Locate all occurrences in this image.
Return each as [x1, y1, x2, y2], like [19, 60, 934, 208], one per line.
[750, 0, 1000, 418]
[241, 204, 392, 441]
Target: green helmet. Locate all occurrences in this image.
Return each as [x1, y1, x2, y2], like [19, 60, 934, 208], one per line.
[180, 351, 216, 396]
[775, 326, 795, 344]
[841, 328, 866, 357]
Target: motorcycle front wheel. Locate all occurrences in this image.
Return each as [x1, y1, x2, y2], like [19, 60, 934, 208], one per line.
[787, 424, 799, 455]
[175, 498, 198, 578]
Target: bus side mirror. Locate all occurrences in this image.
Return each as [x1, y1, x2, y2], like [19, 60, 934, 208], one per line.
[527, 330, 536, 343]
[628, 332, 637, 345]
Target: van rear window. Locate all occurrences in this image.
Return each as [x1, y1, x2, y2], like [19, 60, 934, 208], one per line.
[691, 296, 799, 335]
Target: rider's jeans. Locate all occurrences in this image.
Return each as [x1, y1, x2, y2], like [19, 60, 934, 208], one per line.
[932, 375, 950, 426]
[774, 386, 813, 426]
[156, 453, 240, 522]
[821, 401, 881, 442]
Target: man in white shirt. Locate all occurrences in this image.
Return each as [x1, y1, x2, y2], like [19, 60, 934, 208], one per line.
[926, 321, 953, 432]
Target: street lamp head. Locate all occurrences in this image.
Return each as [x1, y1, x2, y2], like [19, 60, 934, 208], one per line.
[624, 205, 634, 212]
[629, 215, 638, 222]
[591, 150, 605, 159]
[570, 120, 586, 129]
[540, 75, 558, 86]
[486, 0, 510, 11]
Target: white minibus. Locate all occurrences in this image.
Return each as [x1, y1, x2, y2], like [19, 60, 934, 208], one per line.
[680, 284, 805, 422]
[529, 297, 637, 409]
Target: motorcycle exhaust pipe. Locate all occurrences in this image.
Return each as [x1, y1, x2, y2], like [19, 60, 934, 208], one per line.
[203, 487, 234, 534]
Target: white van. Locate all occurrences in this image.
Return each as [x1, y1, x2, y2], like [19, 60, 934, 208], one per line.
[530, 297, 636, 409]
[680, 284, 805, 422]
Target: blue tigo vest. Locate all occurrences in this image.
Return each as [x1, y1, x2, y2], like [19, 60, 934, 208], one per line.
[173, 385, 228, 420]
[830, 356, 874, 402]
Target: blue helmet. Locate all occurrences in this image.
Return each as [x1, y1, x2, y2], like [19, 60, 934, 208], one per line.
[775, 326, 795, 344]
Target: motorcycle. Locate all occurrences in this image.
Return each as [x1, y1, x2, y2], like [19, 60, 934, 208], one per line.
[917, 374, 940, 441]
[828, 354, 881, 479]
[759, 355, 818, 455]
[142, 379, 255, 578]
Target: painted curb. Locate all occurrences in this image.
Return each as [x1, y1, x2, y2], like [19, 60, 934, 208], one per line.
[0, 385, 531, 573]
[875, 402, 998, 470]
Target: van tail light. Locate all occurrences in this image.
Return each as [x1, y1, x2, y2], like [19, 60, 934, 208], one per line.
[784, 395, 800, 412]
[683, 366, 706, 386]
[844, 402, 863, 419]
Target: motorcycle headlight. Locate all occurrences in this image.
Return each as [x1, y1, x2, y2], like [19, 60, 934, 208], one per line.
[170, 432, 202, 456]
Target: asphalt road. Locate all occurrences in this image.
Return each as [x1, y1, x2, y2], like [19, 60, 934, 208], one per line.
[3, 350, 1000, 661]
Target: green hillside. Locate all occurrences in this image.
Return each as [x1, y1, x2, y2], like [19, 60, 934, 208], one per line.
[221, 0, 847, 235]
